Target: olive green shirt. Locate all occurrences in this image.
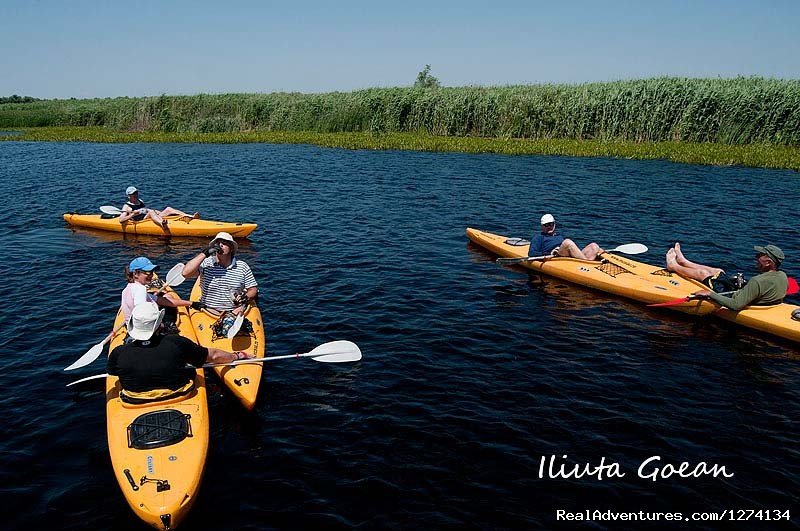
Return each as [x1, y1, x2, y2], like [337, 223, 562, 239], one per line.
[707, 270, 788, 311]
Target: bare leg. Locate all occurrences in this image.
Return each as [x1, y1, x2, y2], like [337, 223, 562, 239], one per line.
[581, 242, 604, 261]
[557, 239, 589, 260]
[672, 242, 707, 269]
[145, 209, 167, 229]
[665, 248, 723, 282]
[159, 206, 191, 218]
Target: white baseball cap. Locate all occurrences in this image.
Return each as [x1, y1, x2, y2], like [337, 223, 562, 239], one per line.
[540, 214, 555, 225]
[127, 302, 165, 341]
[125, 186, 138, 195]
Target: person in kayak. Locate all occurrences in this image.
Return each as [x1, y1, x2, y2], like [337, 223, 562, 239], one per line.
[182, 231, 259, 315]
[108, 302, 252, 402]
[529, 213, 605, 260]
[666, 243, 788, 310]
[119, 256, 196, 321]
[118, 186, 199, 229]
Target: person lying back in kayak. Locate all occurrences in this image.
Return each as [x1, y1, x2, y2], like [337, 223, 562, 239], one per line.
[182, 231, 259, 315]
[108, 302, 252, 403]
[666, 243, 788, 310]
[529, 213, 605, 260]
[118, 186, 199, 229]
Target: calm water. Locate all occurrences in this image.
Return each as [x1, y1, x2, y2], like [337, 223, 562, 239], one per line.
[0, 140, 798, 530]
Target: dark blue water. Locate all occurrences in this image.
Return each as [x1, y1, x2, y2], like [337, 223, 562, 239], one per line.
[0, 140, 798, 530]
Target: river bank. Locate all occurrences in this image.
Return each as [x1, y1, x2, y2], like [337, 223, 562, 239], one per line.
[4, 126, 799, 170]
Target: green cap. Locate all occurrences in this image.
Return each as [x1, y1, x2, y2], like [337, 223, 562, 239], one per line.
[754, 244, 784, 264]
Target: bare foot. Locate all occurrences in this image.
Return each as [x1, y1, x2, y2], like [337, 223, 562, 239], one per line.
[673, 242, 687, 262]
[192, 212, 200, 219]
[666, 248, 677, 270]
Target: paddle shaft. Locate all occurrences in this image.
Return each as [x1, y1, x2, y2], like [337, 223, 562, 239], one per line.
[497, 243, 647, 265]
[204, 351, 346, 368]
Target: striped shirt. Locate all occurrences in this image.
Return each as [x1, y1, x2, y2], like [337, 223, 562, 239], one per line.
[199, 256, 257, 311]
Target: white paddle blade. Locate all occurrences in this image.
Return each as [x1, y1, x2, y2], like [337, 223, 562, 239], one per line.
[611, 243, 648, 255]
[226, 314, 244, 339]
[66, 373, 108, 387]
[309, 340, 361, 358]
[312, 351, 363, 363]
[164, 263, 186, 288]
[100, 205, 122, 215]
[64, 342, 105, 371]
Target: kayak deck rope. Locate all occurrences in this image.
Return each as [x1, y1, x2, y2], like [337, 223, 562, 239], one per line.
[596, 261, 633, 278]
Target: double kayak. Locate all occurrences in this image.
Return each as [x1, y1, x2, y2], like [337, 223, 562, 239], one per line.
[63, 213, 257, 237]
[189, 278, 266, 410]
[105, 281, 209, 530]
[466, 228, 800, 344]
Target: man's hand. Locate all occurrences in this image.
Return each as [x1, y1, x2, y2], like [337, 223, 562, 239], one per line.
[202, 243, 221, 257]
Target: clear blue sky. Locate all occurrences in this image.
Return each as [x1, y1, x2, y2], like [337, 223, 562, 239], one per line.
[2, 0, 798, 99]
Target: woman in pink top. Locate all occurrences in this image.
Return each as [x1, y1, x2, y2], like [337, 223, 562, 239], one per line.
[120, 256, 193, 320]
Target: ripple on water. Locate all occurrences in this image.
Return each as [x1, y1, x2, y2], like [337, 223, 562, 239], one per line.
[1, 141, 799, 529]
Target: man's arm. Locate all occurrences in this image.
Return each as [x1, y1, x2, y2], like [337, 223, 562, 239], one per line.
[705, 280, 762, 311]
[182, 252, 207, 278]
[118, 205, 139, 223]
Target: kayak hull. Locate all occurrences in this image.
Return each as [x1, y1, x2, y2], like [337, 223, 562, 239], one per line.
[467, 228, 800, 344]
[106, 286, 209, 530]
[189, 278, 265, 410]
[64, 213, 257, 238]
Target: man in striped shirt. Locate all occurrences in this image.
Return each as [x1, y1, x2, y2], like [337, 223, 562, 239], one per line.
[183, 232, 258, 314]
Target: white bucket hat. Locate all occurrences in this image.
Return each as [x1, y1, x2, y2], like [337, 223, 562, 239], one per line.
[540, 213, 555, 225]
[211, 231, 238, 253]
[127, 302, 165, 341]
[125, 186, 138, 195]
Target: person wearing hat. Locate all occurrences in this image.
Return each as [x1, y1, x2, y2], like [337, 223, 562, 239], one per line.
[118, 186, 198, 229]
[107, 302, 251, 402]
[668, 243, 789, 310]
[528, 213, 605, 261]
[118, 256, 195, 321]
[182, 232, 258, 313]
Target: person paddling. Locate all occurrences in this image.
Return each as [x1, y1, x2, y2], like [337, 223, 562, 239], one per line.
[529, 213, 604, 261]
[118, 186, 198, 229]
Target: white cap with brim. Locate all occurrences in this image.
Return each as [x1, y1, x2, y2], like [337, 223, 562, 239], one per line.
[126, 186, 138, 195]
[127, 302, 165, 341]
[540, 213, 555, 225]
[211, 231, 238, 253]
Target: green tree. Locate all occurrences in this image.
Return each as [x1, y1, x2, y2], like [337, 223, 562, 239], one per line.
[414, 65, 441, 89]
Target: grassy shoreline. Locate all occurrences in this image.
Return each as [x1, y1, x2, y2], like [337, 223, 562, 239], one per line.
[3, 126, 799, 170]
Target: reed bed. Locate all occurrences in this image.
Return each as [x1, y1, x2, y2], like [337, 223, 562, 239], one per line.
[5, 127, 799, 170]
[2, 78, 799, 146]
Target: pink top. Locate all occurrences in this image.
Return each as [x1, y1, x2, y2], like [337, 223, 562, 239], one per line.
[121, 282, 156, 320]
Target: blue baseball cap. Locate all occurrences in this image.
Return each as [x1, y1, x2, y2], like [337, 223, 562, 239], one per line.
[129, 256, 159, 272]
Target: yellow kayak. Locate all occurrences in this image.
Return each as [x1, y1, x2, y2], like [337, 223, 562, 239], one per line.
[467, 228, 800, 343]
[64, 212, 257, 237]
[105, 284, 209, 530]
[189, 278, 265, 410]
[466, 227, 715, 314]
